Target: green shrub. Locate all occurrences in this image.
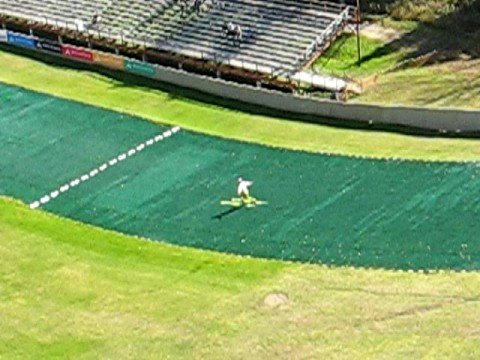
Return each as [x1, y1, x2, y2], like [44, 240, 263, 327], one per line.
[361, 0, 475, 23]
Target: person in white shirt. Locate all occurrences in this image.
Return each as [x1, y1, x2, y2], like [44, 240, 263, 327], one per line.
[237, 177, 253, 202]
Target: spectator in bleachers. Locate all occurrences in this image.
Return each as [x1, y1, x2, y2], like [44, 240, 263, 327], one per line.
[194, 0, 204, 14]
[175, 0, 204, 17]
[223, 21, 242, 46]
[91, 11, 101, 27]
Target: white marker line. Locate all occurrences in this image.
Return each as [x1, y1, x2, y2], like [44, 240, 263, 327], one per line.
[29, 127, 181, 209]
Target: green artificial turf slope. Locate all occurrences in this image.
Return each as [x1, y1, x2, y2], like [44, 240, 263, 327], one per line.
[1, 83, 480, 270]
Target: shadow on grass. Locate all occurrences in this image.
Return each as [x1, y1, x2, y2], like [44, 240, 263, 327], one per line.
[356, 41, 396, 65]
[2, 43, 480, 138]
[212, 206, 242, 220]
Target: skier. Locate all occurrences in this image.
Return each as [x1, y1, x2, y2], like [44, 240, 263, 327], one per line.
[237, 177, 254, 204]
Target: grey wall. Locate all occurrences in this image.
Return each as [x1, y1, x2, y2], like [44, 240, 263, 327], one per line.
[153, 65, 480, 133]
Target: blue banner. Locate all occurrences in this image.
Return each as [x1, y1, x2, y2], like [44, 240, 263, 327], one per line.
[7, 32, 36, 48]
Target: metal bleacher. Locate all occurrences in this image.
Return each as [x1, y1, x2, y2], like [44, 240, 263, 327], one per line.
[0, 0, 109, 26]
[0, 0, 351, 76]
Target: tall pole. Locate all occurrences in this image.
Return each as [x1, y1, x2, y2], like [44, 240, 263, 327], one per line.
[356, 0, 361, 64]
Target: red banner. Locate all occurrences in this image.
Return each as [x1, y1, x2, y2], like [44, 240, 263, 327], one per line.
[61, 45, 93, 62]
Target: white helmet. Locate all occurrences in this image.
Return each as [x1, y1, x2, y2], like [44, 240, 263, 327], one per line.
[237, 177, 243, 183]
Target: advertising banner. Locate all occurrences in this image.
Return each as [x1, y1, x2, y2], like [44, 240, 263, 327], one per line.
[124, 59, 156, 77]
[35, 39, 62, 54]
[7, 32, 36, 48]
[61, 44, 94, 62]
[0, 29, 7, 43]
[93, 51, 124, 70]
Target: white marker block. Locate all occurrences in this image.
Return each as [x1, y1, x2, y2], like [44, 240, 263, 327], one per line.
[30, 201, 40, 209]
[99, 164, 108, 172]
[50, 191, 59, 199]
[109, 159, 118, 166]
[40, 195, 50, 204]
[90, 169, 99, 177]
[146, 139, 154, 146]
[163, 130, 172, 137]
[71, 179, 80, 187]
[60, 185, 69, 193]
[118, 154, 127, 161]
[136, 144, 145, 151]
[81, 175, 89, 181]
[172, 126, 181, 133]
[154, 135, 163, 142]
[128, 149, 136, 156]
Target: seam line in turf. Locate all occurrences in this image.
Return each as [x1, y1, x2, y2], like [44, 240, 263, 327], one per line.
[29, 126, 181, 210]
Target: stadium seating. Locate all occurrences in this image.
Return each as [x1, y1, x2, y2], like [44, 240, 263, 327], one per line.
[0, 0, 350, 74]
[0, 0, 108, 25]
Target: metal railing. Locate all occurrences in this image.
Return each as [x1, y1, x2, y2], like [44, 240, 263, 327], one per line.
[299, 6, 352, 64]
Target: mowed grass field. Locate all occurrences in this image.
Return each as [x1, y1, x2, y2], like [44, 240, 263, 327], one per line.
[2, 197, 480, 359]
[1, 48, 480, 358]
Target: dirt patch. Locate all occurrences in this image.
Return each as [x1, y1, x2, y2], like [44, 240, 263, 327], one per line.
[361, 22, 404, 43]
[262, 293, 289, 309]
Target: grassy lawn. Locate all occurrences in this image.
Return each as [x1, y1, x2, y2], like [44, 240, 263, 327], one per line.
[2, 48, 480, 162]
[312, 18, 419, 80]
[376, 17, 420, 32]
[313, 34, 405, 79]
[1, 196, 479, 359]
[355, 61, 480, 108]
[312, 11, 480, 111]
[350, 17, 480, 109]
